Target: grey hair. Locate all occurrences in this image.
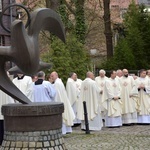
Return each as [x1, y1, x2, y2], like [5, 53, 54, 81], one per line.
[99, 69, 106, 74]
[37, 71, 45, 78]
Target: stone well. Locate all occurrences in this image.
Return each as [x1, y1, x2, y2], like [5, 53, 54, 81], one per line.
[1, 102, 67, 150]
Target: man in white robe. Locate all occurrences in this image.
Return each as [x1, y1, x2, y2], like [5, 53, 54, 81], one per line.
[33, 71, 56, 102]
[116, 69, 123, 80]
[146, 69, 150, 79]
[66, 72, 81, 124]
[0, 90, 10, 145]
[102, 70, 122, 127]
[12, 73, 34, 102]
[0, 72, 13, 145]
[95, 69, 108, 120]
[135, 69, 150, 124]
[119, 69, 138, 125]
[75, 78, 82, 91]
[77, 71, 103, 131]
[50, 71, 75, 134]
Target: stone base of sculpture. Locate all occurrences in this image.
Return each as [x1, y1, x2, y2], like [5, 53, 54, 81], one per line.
[1, 102, 67, 149]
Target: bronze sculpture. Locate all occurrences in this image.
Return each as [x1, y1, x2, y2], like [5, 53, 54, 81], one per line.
[0, 4, 65, 104]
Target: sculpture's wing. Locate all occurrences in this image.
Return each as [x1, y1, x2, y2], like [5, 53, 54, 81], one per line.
[28, 8, 65, 43]
[11, 20, 39, 74]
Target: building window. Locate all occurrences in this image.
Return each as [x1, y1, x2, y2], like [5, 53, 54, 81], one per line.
[120, 9, 127, 20]
[0, 35, 5, 46]
[111, 5, 119, 9]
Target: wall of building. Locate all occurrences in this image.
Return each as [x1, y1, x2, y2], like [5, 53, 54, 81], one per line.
[0, 0, 16, 46]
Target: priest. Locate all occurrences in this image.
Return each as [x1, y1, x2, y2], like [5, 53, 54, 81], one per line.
[50, 71, 75, 134]
[95, 69, 108, 120]
[102, 70, 122, 127]
[135, 69, 150, 124]
[66, 72, 81, 125]
[77, 71, 103, 131]
[119, 69, 138, 125]
[33, 71, 56, 102]
[12, 73, 34, 102]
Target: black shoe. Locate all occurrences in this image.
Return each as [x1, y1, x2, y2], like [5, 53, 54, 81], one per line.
[81, 129, 86, 131]
[108, 126, 120, 128]
[131, 123, 136, 125]
[139, 123, 150, 125]
[66, 132, 72, 134]
[123, 124, 132, 126]
[72, 123, 81, 127]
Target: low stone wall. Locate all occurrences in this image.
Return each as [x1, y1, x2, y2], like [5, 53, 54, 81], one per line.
[1, 129, 66, 149]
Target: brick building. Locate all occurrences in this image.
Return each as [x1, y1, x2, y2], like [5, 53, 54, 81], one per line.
[138, 0, 150, 5]
[0, 0, 16, 46]
[110, 0, 136, 23]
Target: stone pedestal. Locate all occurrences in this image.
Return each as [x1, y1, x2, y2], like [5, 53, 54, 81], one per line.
[1, 102, 67, 150]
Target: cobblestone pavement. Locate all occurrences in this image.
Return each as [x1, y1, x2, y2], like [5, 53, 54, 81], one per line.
[0, 125, 149, 150]
[63, 125, 150, 150]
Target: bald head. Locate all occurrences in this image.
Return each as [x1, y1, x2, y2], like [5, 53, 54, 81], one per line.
[122, 69, 128, 73]
[86, 71, 94, 80]
[122, 69, 128, 77]
[50, 71, 58, 82]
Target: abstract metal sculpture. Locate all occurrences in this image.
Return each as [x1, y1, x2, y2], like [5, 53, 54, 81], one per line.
[0, 4, 65, 104]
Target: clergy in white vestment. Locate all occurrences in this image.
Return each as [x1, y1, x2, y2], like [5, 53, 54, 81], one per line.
[12, 73, 34, 102]
[76, 78, 82, 91]
[146, 69, 150, 79]
[116, 69, 123, 80]
[33, 71, 56, 102]
[119, 69, 138, 125]
[66, 72, 81, 124]
[102, 70, 122, 127]
[50, 71, 75, 135]
[0, 72, 13, 145]
[77, 71, 103, 131]
[75, 78, 82, 123]
[0, 90, 11, 145]
[95, 69, 108, 120]
[135, 69, 150, 124]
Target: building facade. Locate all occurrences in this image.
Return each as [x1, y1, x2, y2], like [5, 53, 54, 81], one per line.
[138, 0, 150, 5]
[0, 0, 16, 46]
[110, 0, 138, 24]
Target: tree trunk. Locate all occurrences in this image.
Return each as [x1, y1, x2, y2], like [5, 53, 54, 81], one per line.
[103, 0, 113, 59]
[45, 0, 60, 11]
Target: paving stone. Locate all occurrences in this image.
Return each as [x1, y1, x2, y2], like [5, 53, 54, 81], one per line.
[0, 125, 150, 150]
[64, 125, 150, 150]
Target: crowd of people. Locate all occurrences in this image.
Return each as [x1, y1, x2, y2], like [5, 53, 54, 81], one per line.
[0, 69, 150, 145]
